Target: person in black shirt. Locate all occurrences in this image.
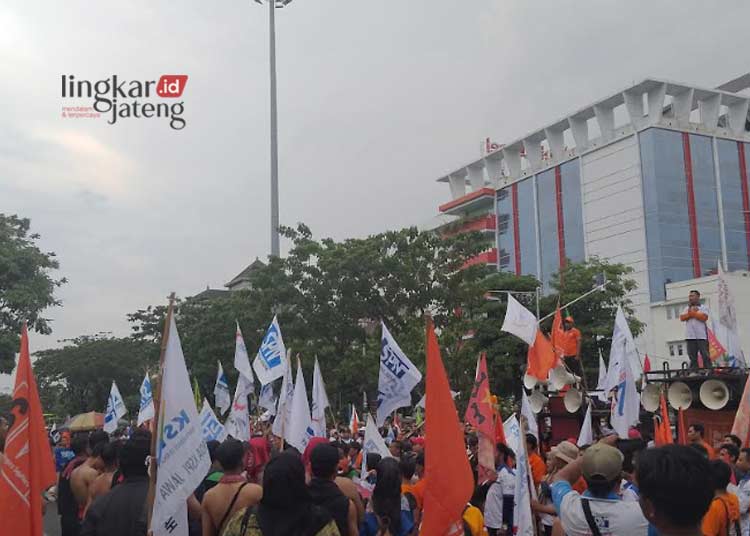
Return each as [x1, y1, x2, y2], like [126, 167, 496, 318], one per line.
[308, 442, 359, 536]
[80, 433, 151, 536]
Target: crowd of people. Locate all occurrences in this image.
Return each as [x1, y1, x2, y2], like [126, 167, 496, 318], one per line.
[3, 412, 750, 536]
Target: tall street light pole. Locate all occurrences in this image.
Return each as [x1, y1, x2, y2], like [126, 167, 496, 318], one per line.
[255, 0, 292, 257]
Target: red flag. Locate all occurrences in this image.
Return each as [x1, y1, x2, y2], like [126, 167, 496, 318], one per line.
[653, 415, 666, 446]
[423, 319, 474, 536]
[0, 324, 56, 536]
[464, 353, 495, 439]
[659, 393, 673, 444]
[527, 330, 557, 381]
[678, 407, 688, 445]
[643, 354, 652, 373]
[551, 305, 566, 360]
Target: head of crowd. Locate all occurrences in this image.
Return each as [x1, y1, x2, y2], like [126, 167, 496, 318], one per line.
[6, 412, 748, 536]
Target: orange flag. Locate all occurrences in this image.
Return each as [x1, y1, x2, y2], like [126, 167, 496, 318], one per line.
[551, 305, 566, 360]
[678, 407, 688, 445]
[653, 416, 666, 446]
[659, 393, 673, 444]
[0, 324, 57, 536]
[465, 353, 495, 439]
[423, 319, 474, 536]
[527, 330, 557, 381]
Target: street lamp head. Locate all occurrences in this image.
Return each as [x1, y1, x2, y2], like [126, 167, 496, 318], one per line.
[254, 0, 294, 5]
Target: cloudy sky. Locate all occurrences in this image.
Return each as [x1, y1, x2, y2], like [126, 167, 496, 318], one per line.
[2, 0, 749, 389]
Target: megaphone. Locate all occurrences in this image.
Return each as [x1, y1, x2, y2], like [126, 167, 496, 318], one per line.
[699, 379, 730, 410]
[563, 388, 583, 413]
[549, 365, 576, 391]
[640, 383, 661, 412]
[529, 391, 548, 413]
[523, 374, 539, 390]
[667, 381, 693, 410]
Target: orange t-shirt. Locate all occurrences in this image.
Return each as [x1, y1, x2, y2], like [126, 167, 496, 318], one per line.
[529, 452, 546, 486]
[701, 440, 716, 460]
[560, 328, 581, 357]
[702, 494, 739, 536]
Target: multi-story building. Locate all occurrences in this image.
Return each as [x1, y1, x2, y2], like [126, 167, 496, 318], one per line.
[437, 74, 750, 368]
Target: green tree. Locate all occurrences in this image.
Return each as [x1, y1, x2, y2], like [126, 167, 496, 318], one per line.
[33, 335, 159, 417]
[0, 393, 12, 416]
[0, 214, 66, 372]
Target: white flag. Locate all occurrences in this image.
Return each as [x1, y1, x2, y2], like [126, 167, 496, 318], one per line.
[213, 361, 231, 416]
[234, 322, 255, 386]
[286, 359, 313, 452]
[151, 315, 210, 536]
[225, 374, 252, 441]
[259, 382, 277, 415]
[311, 358, 330, 437]
[137, 374, 155, 426]
[520, 389, 538, 441]
[716, 263, 746, 367]
[252, 316, 287, 385]
[501, 294, 538, 345]
[503, 414, 521, 456]
[512, 425, 535, 536]
[104, 381, 127, 433]
[362, 413, 390, 464]
[604, 306, 640, 389]
[377, 323, 423, 426]
[416, 390, 458, 409]
[272, 351, 294, 438]
[595, 348, 608, 403]
[200, 400, 228, 443]
[609, 328, 640, 439]
[577, 402, 594, 446]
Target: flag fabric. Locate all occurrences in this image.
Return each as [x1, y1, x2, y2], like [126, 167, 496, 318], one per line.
[192, 376, 202, 410]
[311, 358, 330, 437]
[234, 322, 255, 387]
[503, 414, 522, 457]
[252, 316, 287, 385]
[526, 330, 557, 381]
[49, 423, 61, 445]
[151, 315, 210, 536]
[643, 354, 652, 373]
[716, 263, 746, 367]
[465, 353, 497, 483]
[550, 305, 566, 359]
[103, 381, 127, 434]
[362, 413, 390, 464]
[732, 374, 750, 447]
[137, 374, 155, 426]
[513, 422, 535, 536]
[659, 393, 673, 445]
[422, 319, 474, 536]
[577, 402, 593, 446]
[225, 374, 252, 441]
[501, 294, 538, 345]
[350, 405, 360, 436]
[213, 361, 231, 416]
[199, 400, 228, 443]
[259, 382, 277, 415]
[707, 328, 728, 362]
[609, 324, 640, 438]
[417, 390, 458, 409]
[286, 359, 313, 452]
[604, 306, 641, 386]
[272, 352, 294, 439]
[0, 324, 57, 536]
[520, 389, 539, 441]
[678, 407, 688, 445]
[595, 348, 609, 402]
[376, 323, 423, 426]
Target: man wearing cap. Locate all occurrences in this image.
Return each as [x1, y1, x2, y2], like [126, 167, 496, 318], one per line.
[533, 441, 579, 535]
[551, 438, 649, 535]
[561, 316, 583, 378]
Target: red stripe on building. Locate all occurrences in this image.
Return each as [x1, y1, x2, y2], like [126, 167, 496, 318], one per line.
[554, 165, 566, 269]
[738, 142, 750, 270]
[512, 183, 521, 275]
[682, 132, 701, 277]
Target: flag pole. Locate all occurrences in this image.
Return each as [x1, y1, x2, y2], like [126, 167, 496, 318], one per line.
[146, 292, 176, 532]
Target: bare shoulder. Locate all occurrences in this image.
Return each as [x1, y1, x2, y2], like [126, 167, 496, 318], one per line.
[241, 483, 263, 502]
[334, 477, 356, 497]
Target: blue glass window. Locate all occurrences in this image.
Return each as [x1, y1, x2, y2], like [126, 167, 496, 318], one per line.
[717, 139, 749, 271]
[689, 134, 721, 276]
[517, 178, 537, 276]
[496, 188, 514, 272]
[560, 159, 585, 265]
[537, 168, 559, 289]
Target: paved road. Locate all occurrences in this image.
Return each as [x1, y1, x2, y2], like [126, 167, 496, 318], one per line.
[44, 501, 61, 536]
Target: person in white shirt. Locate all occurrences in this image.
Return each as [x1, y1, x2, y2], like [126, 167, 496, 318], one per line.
[735, 448, 750, 536]
[551, 438, 650, 535]
[680, 290, 710, 369]
[484, 445, 516, 536]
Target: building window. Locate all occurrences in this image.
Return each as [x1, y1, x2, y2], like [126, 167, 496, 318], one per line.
[717, 139, 750, 271]
[516, 179, 537, 277]
[560, 159, 585, 265]
[677, 344, 684, 356]
[669, 344, 675, 357]
[666, 307, 672, 320]
[496, 188, 516, 273]
[537, 168, 559, 289]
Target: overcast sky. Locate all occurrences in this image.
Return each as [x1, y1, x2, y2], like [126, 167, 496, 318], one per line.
[2, 0, 749, 391]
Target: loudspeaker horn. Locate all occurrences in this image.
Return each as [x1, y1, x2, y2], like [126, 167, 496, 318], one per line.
[549, 365, 576, 391]
[667, 381, 693, 410]
[640, 383, 661, 412]
[529, 391, 548, 414]
[563, 388, 583, 413]
[523, 374, 539, 390]
[699, 379, 730, 410]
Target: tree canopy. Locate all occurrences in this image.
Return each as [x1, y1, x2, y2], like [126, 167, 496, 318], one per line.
[0, 214, 66, 372]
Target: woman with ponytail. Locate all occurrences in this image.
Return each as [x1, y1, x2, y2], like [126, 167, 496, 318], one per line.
[361, 458, 415, 536]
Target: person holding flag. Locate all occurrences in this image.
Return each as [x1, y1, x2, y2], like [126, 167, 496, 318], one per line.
[561, 313, 583, 378]
[0, 324, 57, 536]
